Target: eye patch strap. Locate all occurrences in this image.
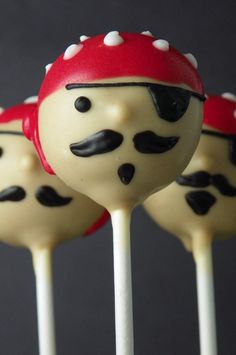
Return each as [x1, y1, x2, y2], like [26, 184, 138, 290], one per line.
[66, 82, 205, 123]
[66, 82, 206, 101]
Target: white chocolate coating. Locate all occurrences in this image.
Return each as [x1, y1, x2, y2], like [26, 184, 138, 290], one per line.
[0, 120, 106, 251]
[39, 77, 203, 211]
[144, 124, 236, 253]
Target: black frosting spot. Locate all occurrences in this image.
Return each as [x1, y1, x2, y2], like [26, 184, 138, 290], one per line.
[118, 163, 135, 185]
[185, 190, 216, 215]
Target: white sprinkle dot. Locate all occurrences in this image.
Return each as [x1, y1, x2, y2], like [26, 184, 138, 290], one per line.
[45, 63, 52, 74]
[63, 44, 83, 60]
[104, 31, 124, 46]
[222, 92, 236, 102]
[184, 53, 198, 69]
[0, 107, 4, 114]
[80, 35, 90, 42]
[24, 96, 38, 104]
[141, 31, 153, 37]
[234, 110, 236, 119]
[153, 39, 169, 51]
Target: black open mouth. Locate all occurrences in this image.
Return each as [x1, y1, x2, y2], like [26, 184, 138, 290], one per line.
[117, 163, 135, 185]
[185, 190, 217, 215]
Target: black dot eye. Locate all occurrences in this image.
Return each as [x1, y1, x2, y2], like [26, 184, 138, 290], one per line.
[74, 96, 91, 113]
[149, 85, 191, 122]
[0, 147, 3, 157]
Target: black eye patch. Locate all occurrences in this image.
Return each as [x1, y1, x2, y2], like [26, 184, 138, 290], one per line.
[148, 85, 191, 122]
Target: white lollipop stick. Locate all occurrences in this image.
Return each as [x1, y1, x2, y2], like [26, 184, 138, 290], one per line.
[111, 209, 134, 355]
[193, 234, 217, 355]
[32, 248, 56, 355]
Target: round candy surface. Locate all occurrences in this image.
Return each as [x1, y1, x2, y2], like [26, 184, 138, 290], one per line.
[25, 32, 205, 211]
[0, 103, 108, 251]
[144, 94, 236, 251]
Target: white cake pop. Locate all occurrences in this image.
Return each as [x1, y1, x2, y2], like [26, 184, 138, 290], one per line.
[144, 94, 236, 355]
[24, 32, 205, 355]
[0, 100, 109, 355]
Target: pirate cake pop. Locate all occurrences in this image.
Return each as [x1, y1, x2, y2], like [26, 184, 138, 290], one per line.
[23, 31, 205, 355]
[144, 94, 236, 355]
[0, 99, 108, 355]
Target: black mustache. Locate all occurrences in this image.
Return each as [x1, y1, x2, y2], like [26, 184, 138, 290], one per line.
[70, 129, 179, 158]
[176, 171, 236, 197]
[133, 131, 179, 153]
[0, 186, 72, 207]
[70, 130, 123, 157]
[0, 186, 26, 202]
[185, 190, 217, 215]
[35, 186, 72, 207]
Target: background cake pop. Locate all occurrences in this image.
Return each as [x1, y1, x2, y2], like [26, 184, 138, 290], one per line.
[24, 31, 205, 355]
[144, 93, 236, 355]
[144, 93, 236, 250]
[0, 99, 109, 355]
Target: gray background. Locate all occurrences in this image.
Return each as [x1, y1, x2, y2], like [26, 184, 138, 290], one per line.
[0, 0, 236, 354]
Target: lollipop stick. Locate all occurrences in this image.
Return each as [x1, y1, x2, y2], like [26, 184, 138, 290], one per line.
[32, 248, 56, 355]
[111, 209, 134, 355]
[193, 234, 217, 355]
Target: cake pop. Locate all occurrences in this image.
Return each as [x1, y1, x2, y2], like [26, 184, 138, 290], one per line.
[23, 31, 205, 355]
[0, 99, 108, 355]
[144, 94, 236, 355]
